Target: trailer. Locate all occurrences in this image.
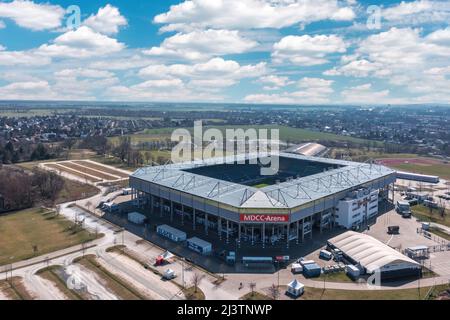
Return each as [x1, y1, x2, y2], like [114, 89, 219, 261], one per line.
[187, 237, 212, 255]
[127, 212, 146, 225]
[320, 250, 332, 260]
[346, 265, 361, 279]
[156, 225, 187, 242]
[291, 263, 303, 274]
[303, 263, 321, 278]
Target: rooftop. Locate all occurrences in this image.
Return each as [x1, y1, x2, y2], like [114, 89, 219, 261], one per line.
[131, 152, 395, 210]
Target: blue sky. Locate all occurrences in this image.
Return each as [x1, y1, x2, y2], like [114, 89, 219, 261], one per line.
[0, 0, 449, 104]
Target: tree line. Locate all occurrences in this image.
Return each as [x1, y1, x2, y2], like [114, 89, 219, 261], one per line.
[0, 166, 65, 213]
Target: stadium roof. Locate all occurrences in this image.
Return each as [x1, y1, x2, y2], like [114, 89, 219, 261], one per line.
[328, 231, 420, 273]
[131, 152, 395, 209]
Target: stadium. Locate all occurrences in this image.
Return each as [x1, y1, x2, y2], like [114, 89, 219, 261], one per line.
[129, 152, 396, 251]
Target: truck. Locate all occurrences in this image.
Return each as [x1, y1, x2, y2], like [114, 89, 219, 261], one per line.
[396, 200, 412, 218]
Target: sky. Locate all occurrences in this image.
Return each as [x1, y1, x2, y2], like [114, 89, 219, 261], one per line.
[0, 0, 449, 105]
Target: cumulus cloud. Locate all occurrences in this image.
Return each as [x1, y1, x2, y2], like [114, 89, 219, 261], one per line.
[272, 35, 347, 66]
[54, 68, 115, 79]
[382, 0, 450, 26]
[245, 77, 334, 104]
[84, 4, 128, 35]
[341, 83, 390, 104]
[0, 49, 51, 66]
[0, 81, 57, 100]
[139, 58, 267, 82]
[0, 0, 65, 31]
[38, 26, 125, 58]
[258, 75, 294, 90]
[154, 0, 355, 32]
[144, 29, 258, 61]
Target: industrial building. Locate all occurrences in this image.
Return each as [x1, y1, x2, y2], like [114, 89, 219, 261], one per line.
[129, 153, 396, 251]
[328, 231, 422, 280]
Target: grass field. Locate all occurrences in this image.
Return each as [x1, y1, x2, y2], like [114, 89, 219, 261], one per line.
[412, 205, 450, 228]
[0, 208, 98, 266]
[240, 291, 272, 300]
[111, 125, 375, 146]
[317, 272, 355, 283]
[300, 284, 449, 300]
[74, 255, 147, 300]
[183, 287, 206, 300]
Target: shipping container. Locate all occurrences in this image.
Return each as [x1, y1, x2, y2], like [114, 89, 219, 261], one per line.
[157, 225, 187, 242]
[127, 212, 146, 225]
[187, 237, 212, 255]
[303, 263, 321, 278]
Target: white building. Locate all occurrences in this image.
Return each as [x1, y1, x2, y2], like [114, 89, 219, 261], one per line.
[328, 231, 421, 280]
[334, 188, 379, 229]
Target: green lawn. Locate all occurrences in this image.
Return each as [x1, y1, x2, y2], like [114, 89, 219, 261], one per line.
[0, 208, 98, 266]
[301, 284, 449, 300]
[118, 125, 376, 145]
[316, 272, 355, 283]
[412, 205, 450, 228]
[240, 292, 272, 300]
[429, 227, 450, 241]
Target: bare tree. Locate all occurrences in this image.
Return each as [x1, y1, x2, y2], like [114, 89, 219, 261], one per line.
[249, 282, 256, 297]
[268, 284, 280, 300]
[191, 272, 204, 293]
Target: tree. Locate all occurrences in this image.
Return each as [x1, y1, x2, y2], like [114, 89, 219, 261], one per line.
[268, 284, 280, 300]
[249, 282, 256, 297]
[191, 272, 204, 293]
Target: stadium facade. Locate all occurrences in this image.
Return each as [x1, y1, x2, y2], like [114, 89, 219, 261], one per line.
[129, 153, 396, 248]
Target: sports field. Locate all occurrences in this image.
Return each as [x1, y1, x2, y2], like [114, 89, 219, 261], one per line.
[377, 157, 450, 180]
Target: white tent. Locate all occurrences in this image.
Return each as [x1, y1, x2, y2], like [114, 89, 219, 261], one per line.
[328, 231, 420, 274]
[286, 279, 304, 297]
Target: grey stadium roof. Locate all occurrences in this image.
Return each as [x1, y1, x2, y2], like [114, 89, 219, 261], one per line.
[130, 152, 395, 209]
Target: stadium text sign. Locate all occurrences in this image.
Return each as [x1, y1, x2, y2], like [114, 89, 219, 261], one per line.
[240, 214, 289, 223]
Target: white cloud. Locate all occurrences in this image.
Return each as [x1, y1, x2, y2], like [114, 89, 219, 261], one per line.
[54, 68, 115, 79]
[84, 4, 127, 35]
[38, 26, 125, 58]
[245, 77, 334, 104]
[272, 35, 347, 66]
[0, 0, 65, 31]
[258, 75, 293, 90]
[0, 81, 57, 100]
[144, 29, 258, 61]
[382, 0, 450, 26]
[154, 0, 355, 32]
[0, 49, 50, 66]
[341, 83, 390, 104]
[0, 20, 5, 29]
[89, 55, 155, 70]
[325, 27, 450, 81]
[139, 58, 267, 82]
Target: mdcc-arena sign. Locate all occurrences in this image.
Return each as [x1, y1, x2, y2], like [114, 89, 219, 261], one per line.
[240, 214, 289, 223]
